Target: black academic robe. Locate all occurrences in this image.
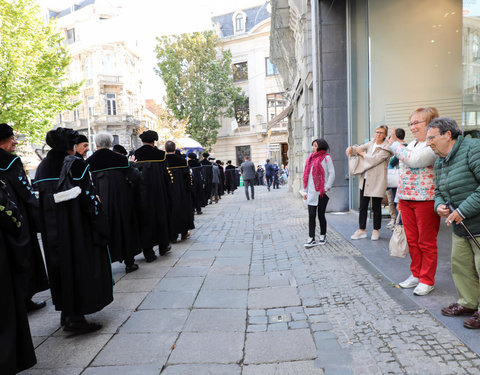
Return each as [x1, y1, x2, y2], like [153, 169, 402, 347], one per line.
[166, 154, 194, 240]
[200, 159, 213, 205]
[33, 150, 113, 316]
[217, 164, 225, 196]
[134, 145, 170, 251]
[87, 149, 142, 263]
[225, 165, 238, 193]
[0, 183, 36, 375]
[189, 159, 205, 212]
[0, 149, 49, 301]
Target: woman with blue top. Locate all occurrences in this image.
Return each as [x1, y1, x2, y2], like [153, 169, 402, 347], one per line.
[303, 138, 335, 247]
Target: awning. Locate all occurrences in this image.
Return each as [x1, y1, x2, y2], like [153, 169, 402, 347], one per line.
[267, 104, 293, 130]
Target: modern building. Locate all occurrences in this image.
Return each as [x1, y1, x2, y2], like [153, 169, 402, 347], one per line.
[271, 0, 472, 211]
[45, 0, 153, 151]
[210, 1, 289, 167]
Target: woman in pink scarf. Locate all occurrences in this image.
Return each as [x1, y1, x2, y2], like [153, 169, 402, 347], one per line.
[303, 138, 335, 247]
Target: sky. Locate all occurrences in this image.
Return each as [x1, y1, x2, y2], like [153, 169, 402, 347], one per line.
[41, 0, 268, 102]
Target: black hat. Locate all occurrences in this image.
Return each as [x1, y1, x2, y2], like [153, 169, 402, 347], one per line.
[46, 128, 79, 151]
[208, 157, 215, 161]
[202, 152, 209, 158]
[113, 144, 127, 155]
[0, 123, 14, 142]
[76, 134, 88, 144]
[216, 160, 221, 164]
[139, 130, 158, 143]
[187, 152, 197, 159]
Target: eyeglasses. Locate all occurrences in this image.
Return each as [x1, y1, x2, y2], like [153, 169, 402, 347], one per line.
[426, 133, 442, 142]
[408, 120, 426, 127]
[375, 131, 386, 135]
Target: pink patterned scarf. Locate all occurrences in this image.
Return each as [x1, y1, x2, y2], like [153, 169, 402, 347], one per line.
[303, 150, 328, 196]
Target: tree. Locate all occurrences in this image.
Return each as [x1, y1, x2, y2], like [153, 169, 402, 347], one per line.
[0, 0, 81, 143]
[155, 31, 246, 149]
[141, 101, 188, 143]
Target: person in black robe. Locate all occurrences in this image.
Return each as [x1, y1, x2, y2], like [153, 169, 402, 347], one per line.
[0, 124, 49, 312]
[34, 127, 113, 334]
[75, 134, 89, 159]
[188, 153, 205, 215]
[113, 144, 128, 155]
[225, 160, 238, 194]
[134, 130, 171, 261]
[200, 152, 213, 205]
[87, 132, 142, 273]
[0, 180, 37, 374]
[216, 160, 225, 198]
[166, 141, 194, 242]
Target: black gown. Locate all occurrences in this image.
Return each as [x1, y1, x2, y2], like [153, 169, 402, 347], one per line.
[33, 150, 113, 316]
[0, 182, 36, 375]
[134, 145, 170, 252]
[200, 159, 213, 205]
[166, 153, 195, 240]
[0, 149, 49, 301]
[218, 165, 225, 196]
[225, 165, 238, 193]
[87, 149, 142, 264]
[189, 159, 205, 213]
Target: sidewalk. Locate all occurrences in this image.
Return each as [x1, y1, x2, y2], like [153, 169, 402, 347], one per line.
[24, 188, 480, 374]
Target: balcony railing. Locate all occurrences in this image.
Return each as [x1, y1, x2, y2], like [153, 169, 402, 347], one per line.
[97, 74, 123, 85]
[93, 114, 139, 125]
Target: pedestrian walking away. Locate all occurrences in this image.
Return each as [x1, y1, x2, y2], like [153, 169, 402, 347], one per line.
[387, 107, 440, 296]
[265, 159, 274, 191]
[302, 138, 335, 247]
[427, 117, 480, 328]
[240, 155, 256, 200]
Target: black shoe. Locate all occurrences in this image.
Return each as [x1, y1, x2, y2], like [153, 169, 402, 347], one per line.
[26, 300, 46, 312]
[63, 317, 102, 334]
[160, 244, 172, 256]
[125, 263, 139, 273]
[143, 249, 157, 263]
[196, 210, 203, 215]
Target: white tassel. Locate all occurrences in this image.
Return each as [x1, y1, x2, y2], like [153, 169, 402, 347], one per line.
[53, 186, 82, 203]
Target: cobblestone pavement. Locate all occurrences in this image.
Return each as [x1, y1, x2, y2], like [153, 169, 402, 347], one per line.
[24, 188, 480, 374]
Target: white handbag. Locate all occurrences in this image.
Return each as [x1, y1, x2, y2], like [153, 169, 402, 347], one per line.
[387, 168, 400, 189]
[389, 213, 409, 258]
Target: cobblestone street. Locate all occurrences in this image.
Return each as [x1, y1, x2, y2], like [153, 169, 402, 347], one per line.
[24, 187, 480, 375]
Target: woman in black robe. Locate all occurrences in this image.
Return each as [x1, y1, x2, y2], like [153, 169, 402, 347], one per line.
[34, 128, 113, 334]
[0, 180, 37, 374]
[87, 133, 142, 273]
[188, 153, 205, 214]
[225, 160, 238, 194]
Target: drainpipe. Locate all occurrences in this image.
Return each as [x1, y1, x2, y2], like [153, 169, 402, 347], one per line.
[311, 0, 321, 139]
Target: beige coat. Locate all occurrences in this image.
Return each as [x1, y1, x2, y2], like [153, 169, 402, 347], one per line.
[352, 140, 391, 198]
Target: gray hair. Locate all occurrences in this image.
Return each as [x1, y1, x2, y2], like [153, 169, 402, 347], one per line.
[426, 117, 461, 140]
[95, 132, 114, 149]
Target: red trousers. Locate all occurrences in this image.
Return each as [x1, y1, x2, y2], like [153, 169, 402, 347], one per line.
[398, 200, 440, 286]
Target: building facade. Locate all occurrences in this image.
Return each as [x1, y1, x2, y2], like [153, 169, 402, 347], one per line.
[211, 2, 289, 168]
[46, 0, 152, 151]
[271, 0, 474, 211]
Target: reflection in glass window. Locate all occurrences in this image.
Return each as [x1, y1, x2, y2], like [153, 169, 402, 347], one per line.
[265, 57, 279, 76]
[267, 93, 286, 124]
[234, 97, 249, 126]
[235, 14, 245, 32]
[233, 62, 248, 82]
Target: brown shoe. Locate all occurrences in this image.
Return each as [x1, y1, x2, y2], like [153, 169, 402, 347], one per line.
[464, 311, 480, 329]
[441, 303, 477, 317]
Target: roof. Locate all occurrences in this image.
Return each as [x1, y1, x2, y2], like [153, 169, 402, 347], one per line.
[211, 2, 270, 38]
[49, 0, 95, 18]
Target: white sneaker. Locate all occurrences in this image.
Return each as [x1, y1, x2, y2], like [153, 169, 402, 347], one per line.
[371, 230, 380, 241]
[318, 235, 326, 245]
[350, 230, 367, 240]
[399, 275, 419, 289]
[413, 283, 434, 296]
[304, 237, 317, 248]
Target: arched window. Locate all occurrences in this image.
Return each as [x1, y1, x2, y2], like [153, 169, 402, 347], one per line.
[233, 12, 246, 33]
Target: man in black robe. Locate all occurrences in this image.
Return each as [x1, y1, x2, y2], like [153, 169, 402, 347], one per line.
[34, 127, 113, 334]
[87, 132, 142, 273]
[216, 160, 225, 198]
[166, 141, 194, 242]
[200, 152, 213, 205]
[188, 153, 205, 215]
[75, 134, 90, 158]
[0, 180, 37, 374]
[0, 124, 49, 312]
[134, 130, 171, 261]
[225, 160, 238, 194]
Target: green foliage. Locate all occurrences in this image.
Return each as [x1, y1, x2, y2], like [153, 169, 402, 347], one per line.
[155, 31, 245, 149]
[0, 0, 81, 143]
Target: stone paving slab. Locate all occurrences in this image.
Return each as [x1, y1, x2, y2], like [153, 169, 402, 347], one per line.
[242, 360, 324, 375]
[139, 291, 197, 309]
[183, 308, 246, 332]
[112, 277, 160, 293]
[248, 287, 301, 309]
[202, 274, 249, 290]
[92, 332, 177, 366]
[166, 266, 210, 277]
[167, 331, 244, 364]
[120, 309, 189, 333]
[107, 292, 149, 311]
[161, 364, 242, 375]
[82, 364, 162, 375]
[194, 290, 248, 308]
[22, 368, 83, 375]
[155, 276, 204, 292]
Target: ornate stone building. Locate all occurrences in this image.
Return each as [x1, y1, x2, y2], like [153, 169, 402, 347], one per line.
[210, 2, 288, 167]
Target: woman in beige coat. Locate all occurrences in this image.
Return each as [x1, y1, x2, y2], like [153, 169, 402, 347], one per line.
[346, 125, 391, 240]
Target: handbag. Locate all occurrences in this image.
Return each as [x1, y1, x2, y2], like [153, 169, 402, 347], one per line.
[387, 168, 400, 188]
[348, 154, 366, 175]
[389, 212, 408, 258]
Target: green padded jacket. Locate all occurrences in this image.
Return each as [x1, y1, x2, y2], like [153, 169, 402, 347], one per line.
[434, 136, 480, 237]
